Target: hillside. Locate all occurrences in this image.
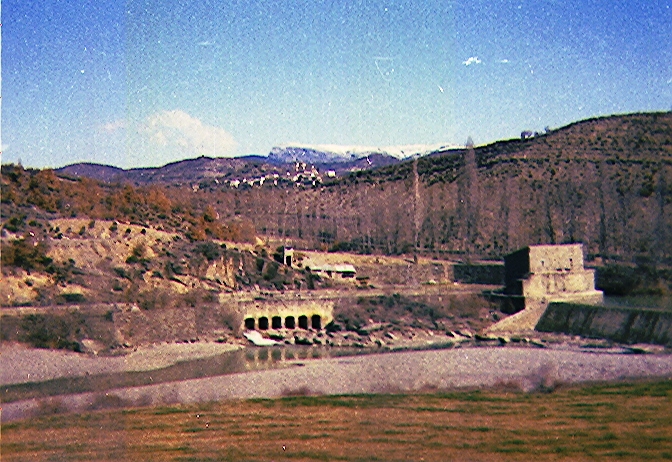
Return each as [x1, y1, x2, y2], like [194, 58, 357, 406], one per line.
[199, 112, 672, 262]
[7, 112, 672, 265]
[56, 156, 278, 185]
[3, 111, 671, 351]
[55, 152, 401, 186]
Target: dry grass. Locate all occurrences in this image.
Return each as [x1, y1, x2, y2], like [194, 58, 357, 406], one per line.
[3, 380, 671, 461]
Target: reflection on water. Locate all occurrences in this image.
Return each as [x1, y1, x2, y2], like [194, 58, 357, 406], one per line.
[602, 296, 672, 311]
[2, 346, 364, 405]
[242, 345, 360, 371]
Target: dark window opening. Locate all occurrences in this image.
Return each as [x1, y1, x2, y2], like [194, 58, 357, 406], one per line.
[285, 316, 296, 329]
[244, 318, 255, 330]
[298, 315, 308, 329]
[272, 316, 282, 329]
[258, 317, 269, 330]
[311, 314, 321, 330]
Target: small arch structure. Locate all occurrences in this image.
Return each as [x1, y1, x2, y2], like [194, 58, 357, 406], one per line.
[239, 299, 334, 332]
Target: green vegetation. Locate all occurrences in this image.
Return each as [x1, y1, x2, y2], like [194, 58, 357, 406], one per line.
[597, 263, 672, 296]
[0, 238, 52, 271]
[4, 380, 671, 461]
[18, 313, 85, 351]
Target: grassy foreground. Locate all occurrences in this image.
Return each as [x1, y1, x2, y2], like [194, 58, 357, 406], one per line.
[3, 380, 671, 461]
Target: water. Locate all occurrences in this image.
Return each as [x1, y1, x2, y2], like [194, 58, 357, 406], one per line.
[2, 346, 367, 405]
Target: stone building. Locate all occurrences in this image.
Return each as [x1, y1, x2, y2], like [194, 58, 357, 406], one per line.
[504, 244, 602, 304]
[489, 244, 603, 332]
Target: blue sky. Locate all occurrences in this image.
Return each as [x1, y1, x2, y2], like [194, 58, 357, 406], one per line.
[2, 0, 671, 169]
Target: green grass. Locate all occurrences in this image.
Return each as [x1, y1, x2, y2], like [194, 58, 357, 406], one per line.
[3, 379, 671, 461]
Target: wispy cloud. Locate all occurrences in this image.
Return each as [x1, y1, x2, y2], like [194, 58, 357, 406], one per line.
[141, 110, 238, 157]
[96, 111, 238, 167]
[99, 119, 127, 133]
[197, 41, 214, 47]
[462, 56, 482, 66]
[498, 59, 510, 64]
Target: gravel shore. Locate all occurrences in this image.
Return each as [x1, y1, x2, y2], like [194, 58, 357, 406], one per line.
[0, 342, 242, 385]
[2, 342, 671, 422]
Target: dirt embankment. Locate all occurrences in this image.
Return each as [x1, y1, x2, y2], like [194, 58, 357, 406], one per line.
[1, 287, 498, 354]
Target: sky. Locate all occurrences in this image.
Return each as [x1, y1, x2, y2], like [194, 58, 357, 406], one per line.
[2, 0, 671, 169]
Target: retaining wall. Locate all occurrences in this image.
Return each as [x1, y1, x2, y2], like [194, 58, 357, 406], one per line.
[453, 263, 504, 285]
[536, 302, 672, 346]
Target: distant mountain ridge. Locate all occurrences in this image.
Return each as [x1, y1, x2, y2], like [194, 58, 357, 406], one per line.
[268, 143, 458, 164]
[56, 150, 410, 185]
[55, 143, 458, 185]
[57, 155, 277, 185]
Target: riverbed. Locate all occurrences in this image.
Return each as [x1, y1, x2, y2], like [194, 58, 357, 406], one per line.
[2, 341, 671, 423]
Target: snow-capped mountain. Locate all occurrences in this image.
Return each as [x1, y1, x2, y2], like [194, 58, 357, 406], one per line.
[268, 143, 459, 164]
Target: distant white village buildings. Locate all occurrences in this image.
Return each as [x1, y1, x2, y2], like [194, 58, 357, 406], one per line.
[225, 162, 329, 189]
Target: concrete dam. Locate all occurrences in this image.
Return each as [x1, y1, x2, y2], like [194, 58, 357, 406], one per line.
[234, 297, 334, 333]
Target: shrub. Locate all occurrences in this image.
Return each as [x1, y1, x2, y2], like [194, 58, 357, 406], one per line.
[263, 261, 279, 281]
[3, 214, 26, 232]
[1, 238, 52, 271]
[113, 267, 131, 280]
[195, 241, 221, 262]
[137, 288, 173, 310]
[126, 243, 147, 264]
[60, 293, 85, 303]
[20, 313, 83, 351]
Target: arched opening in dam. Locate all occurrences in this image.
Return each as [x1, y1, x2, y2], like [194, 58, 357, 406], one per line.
[240, 299, 333, 332]
[243, 314, 326, 331]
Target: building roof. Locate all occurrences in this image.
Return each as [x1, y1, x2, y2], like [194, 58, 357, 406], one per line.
[310, 263, 356, 273]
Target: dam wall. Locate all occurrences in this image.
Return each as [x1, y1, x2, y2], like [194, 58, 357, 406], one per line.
[536, 302, 672, 346]
[236, 299, 334, 331]
[453, 263, 504, 285]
